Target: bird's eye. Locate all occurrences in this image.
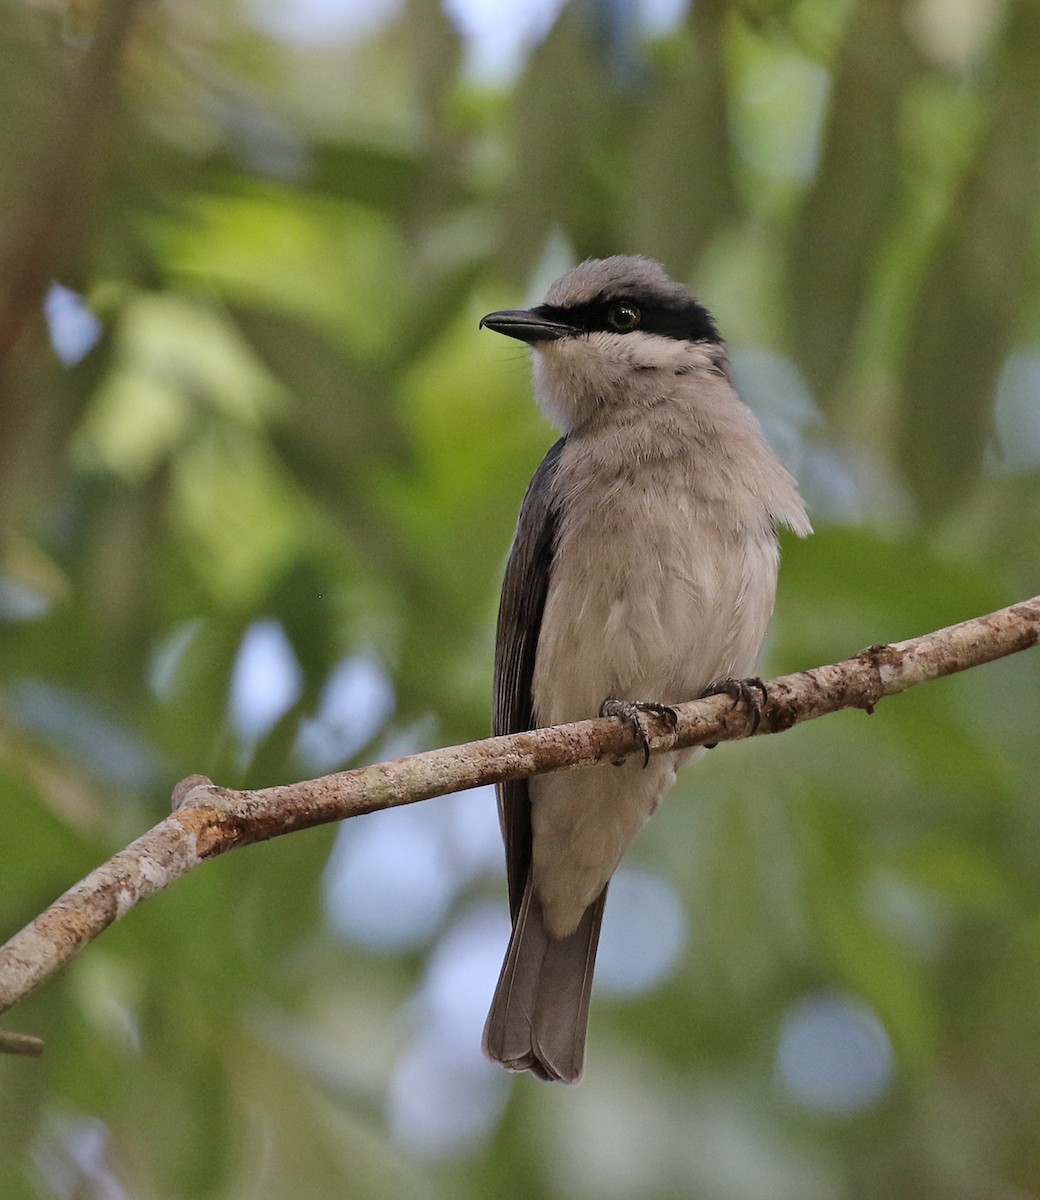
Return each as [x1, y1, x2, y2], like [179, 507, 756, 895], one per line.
[607, 301, 641, 331]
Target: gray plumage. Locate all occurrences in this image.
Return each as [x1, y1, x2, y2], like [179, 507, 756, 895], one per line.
[481, 255, 811, 1083]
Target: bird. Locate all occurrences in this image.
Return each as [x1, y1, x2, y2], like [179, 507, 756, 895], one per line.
[479, 255, 811, 1083]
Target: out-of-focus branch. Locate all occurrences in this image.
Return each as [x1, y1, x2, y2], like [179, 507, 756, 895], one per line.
[0, 1030, 44, 1057]
[1, 596, 1037, 1048]
[0, 0, 144, 382]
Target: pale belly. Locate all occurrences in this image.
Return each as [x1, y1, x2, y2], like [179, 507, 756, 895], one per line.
[532, 506, 779, 725]
[528, 505, 780, 938]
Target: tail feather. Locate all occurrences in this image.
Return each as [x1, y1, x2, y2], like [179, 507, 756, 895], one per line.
[483, 881, 607, 1083]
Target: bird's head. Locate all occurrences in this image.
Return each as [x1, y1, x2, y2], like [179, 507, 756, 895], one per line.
[480, 256, 725, 431]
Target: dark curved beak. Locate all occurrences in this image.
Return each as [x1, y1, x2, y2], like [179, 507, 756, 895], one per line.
[479, 307, 574, 345]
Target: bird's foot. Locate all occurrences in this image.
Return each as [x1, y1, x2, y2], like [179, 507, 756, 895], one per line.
[699, 676, 768, 746]
[599, 698, 678, 767]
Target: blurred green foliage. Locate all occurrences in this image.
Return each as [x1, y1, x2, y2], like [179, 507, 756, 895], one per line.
[2, 0, 1040, 1196]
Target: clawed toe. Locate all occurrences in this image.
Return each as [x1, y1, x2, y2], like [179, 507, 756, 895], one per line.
[700, 676, 768, 734]
[600, 698, 678, 767]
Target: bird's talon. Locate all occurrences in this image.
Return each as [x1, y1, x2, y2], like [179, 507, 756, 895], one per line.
[700, 676, 767, 733]
[600, 698, 678, 767]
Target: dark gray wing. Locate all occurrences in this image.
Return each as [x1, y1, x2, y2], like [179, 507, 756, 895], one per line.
[493, 436, 566, 920]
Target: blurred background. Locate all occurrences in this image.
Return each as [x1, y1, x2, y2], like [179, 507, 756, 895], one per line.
[2, 0, 1040, 1195]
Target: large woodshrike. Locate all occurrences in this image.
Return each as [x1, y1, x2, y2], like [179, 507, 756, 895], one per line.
[480, 256, 810, 1082]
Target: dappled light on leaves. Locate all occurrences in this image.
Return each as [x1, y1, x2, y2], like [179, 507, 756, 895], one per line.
[775, 992, 895, 1117]
[596, 869, 688, 997]
[2, 0, 1040, 1197]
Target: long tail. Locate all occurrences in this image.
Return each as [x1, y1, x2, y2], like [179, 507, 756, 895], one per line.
[483, 880, 607, 1083]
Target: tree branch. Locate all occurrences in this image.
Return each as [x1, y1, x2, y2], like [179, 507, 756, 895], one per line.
[0, 0, 144, 384]
[1, 596, 1037, 1046]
